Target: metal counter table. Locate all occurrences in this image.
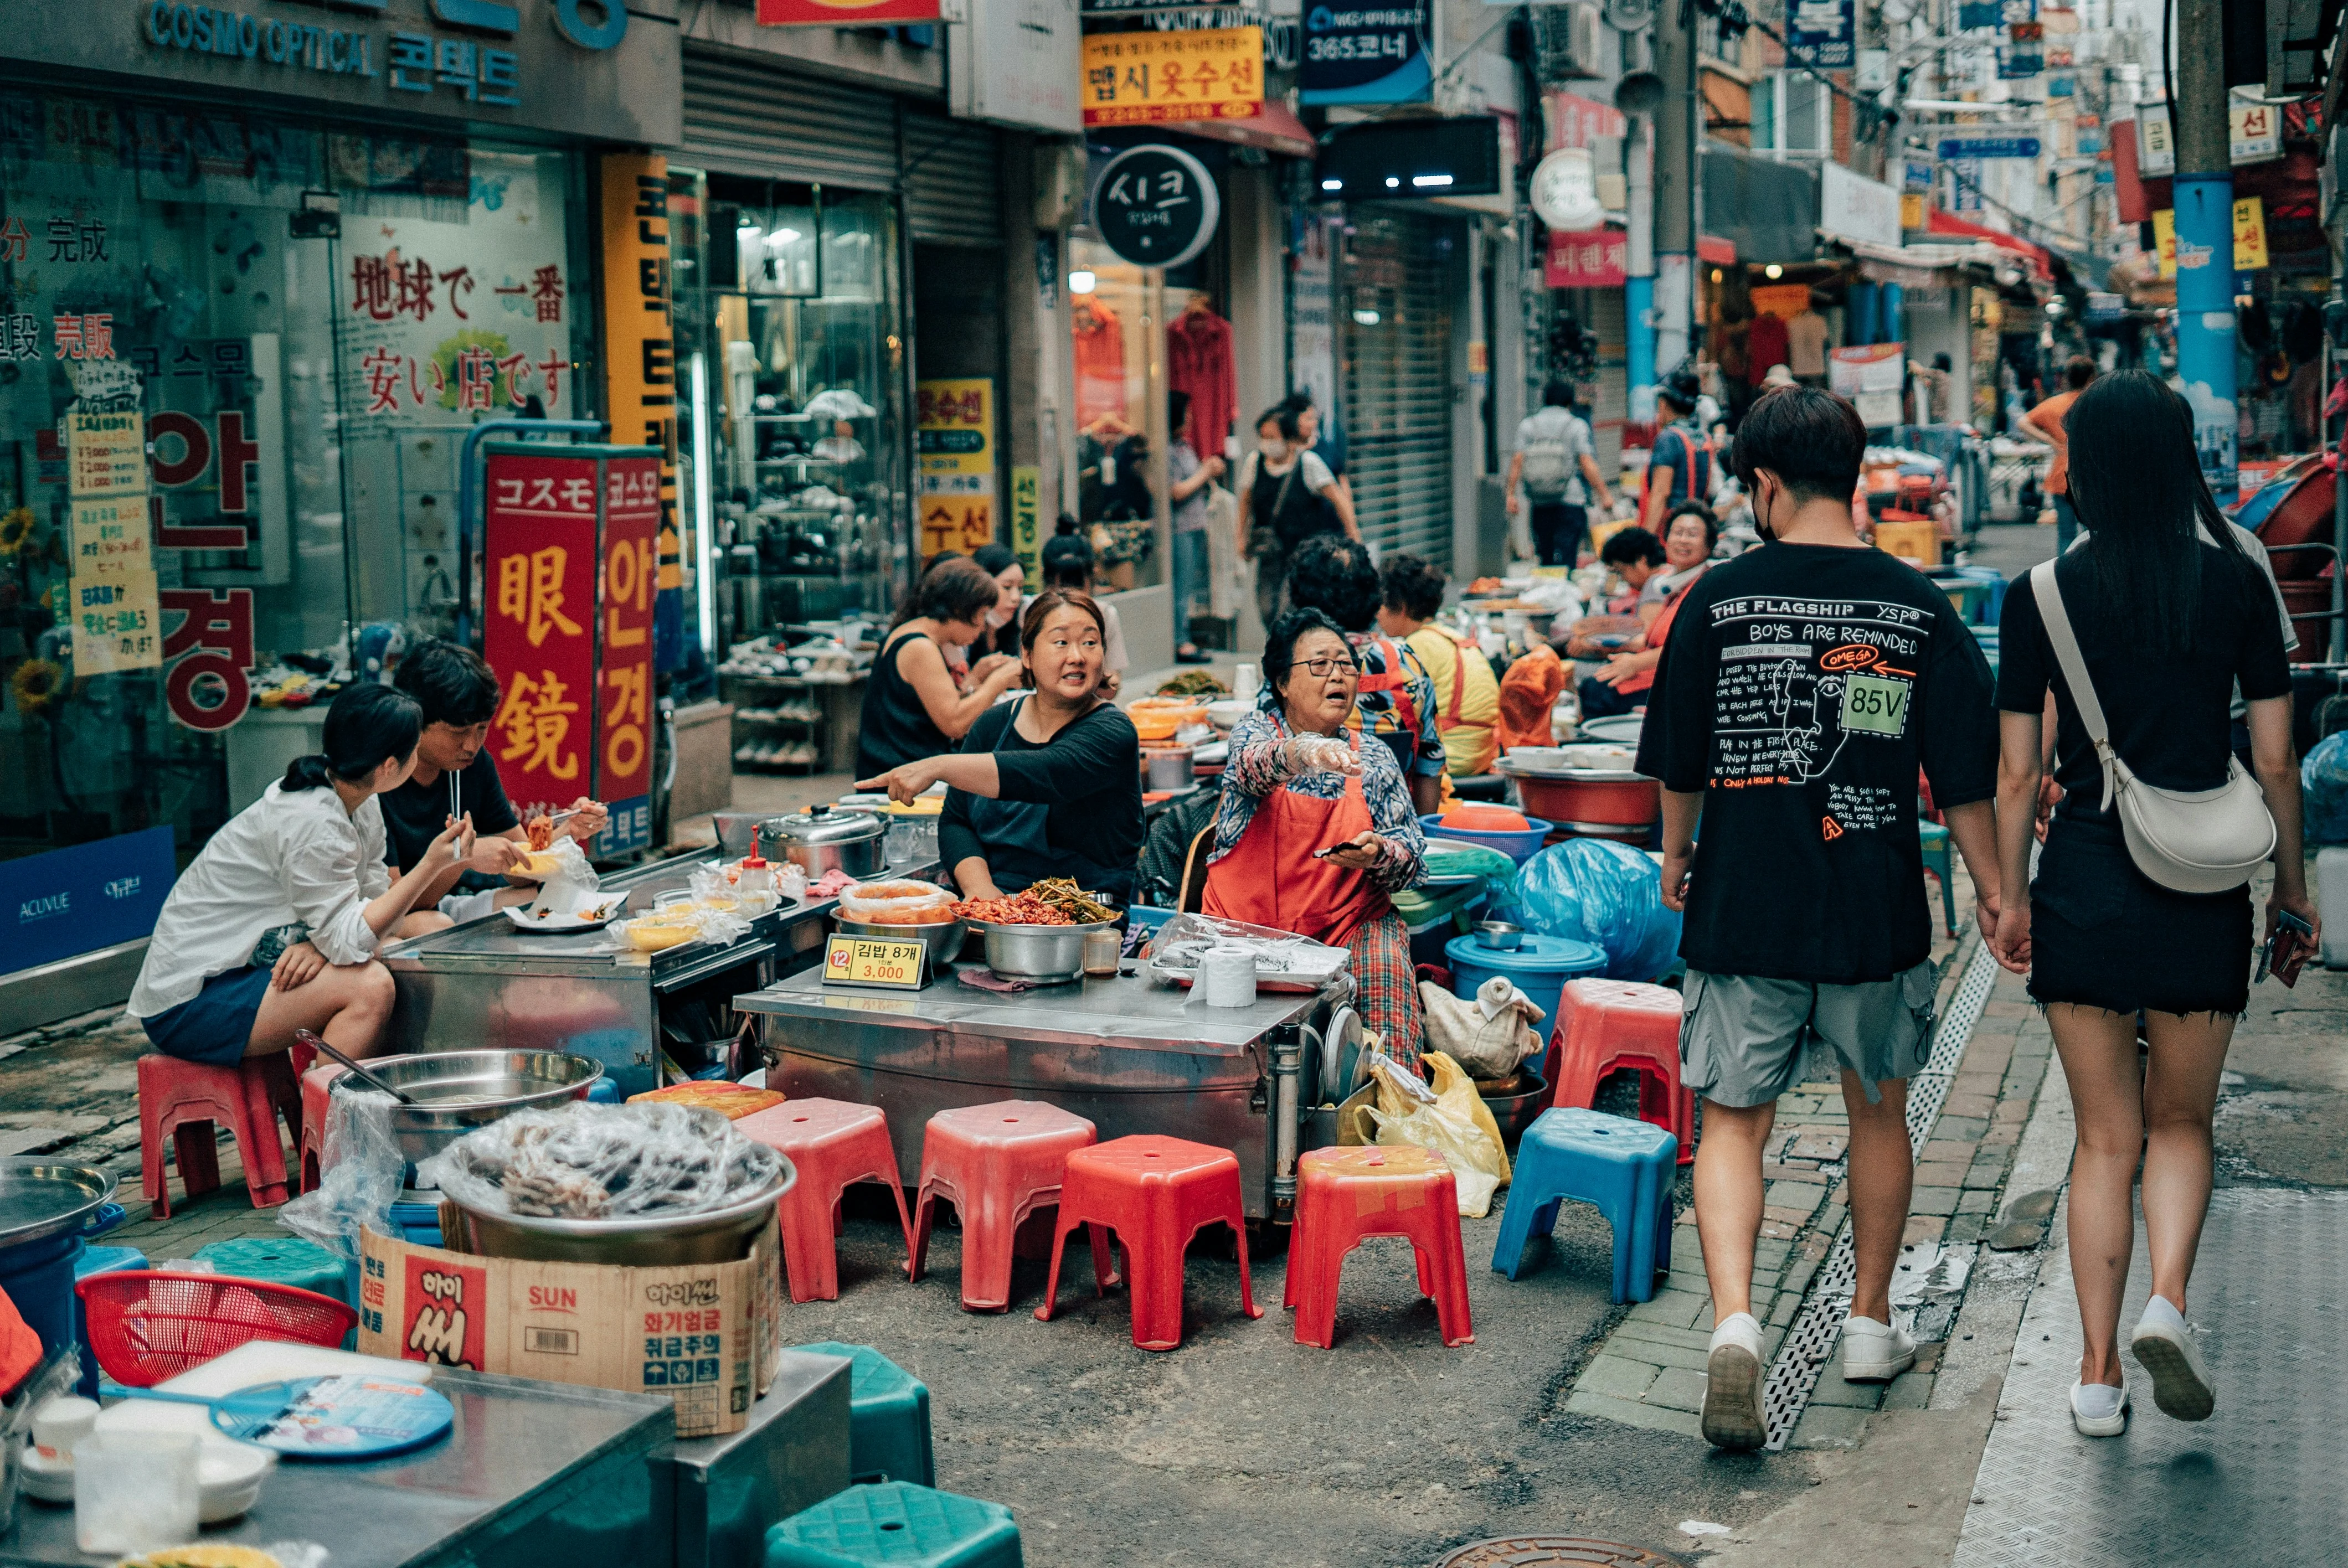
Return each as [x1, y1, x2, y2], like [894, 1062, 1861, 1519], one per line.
[1, 1371, 673, 1568]
[379, 854, 871, 1098]
[735, 967, 1336, 1222]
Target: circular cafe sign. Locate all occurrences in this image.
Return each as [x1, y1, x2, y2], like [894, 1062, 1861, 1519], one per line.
[1530, 147, 1603, 232]
[1093, 145, 1222, 270]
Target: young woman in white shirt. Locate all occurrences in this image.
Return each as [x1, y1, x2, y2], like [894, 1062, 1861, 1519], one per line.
[128, 683, 475, 1066]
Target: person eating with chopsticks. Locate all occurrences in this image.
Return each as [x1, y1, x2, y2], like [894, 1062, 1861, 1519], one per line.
[858, 589, 1144, 908]
[379, 639, 608, 933]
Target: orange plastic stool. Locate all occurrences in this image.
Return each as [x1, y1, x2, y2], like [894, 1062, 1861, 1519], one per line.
[736, 1099, 916, 1303]
[1549, 979, 1695, 1164]
[1034, 1134, 1263, 1352]
[297, 1062, 346, 1193]
[138, 1053, 304, 1219]
[1285, 1146, 1474, 1349]
[909, 1101, 1098, 1312]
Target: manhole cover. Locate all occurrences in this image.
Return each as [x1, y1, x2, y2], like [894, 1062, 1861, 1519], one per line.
[1433, 1540, 1687, 1568]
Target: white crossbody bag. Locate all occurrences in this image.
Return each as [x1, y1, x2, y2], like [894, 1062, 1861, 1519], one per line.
[2028, 559, 2275, 893]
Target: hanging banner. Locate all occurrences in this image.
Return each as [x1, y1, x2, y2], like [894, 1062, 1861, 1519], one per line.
[1080, 29, 1261, 126]
[916, 379, 996, 556]
[1300, 0, 1431, 105]
[597, 153, 686, 677]
[1787, 0, 1856, 69]
[1543, 229, 1628, 288]
[758, 0, 940, 23]
[1010, 466, 1042, 580]
[599, 455, 661, 835]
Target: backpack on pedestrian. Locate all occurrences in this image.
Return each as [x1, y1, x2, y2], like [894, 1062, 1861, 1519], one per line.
[1520, 411, 1579, 500]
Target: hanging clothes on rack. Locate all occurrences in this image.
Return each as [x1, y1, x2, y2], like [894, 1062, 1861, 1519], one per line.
[1167, 297, 1236, 457]
[1072, 295, 1127, 429]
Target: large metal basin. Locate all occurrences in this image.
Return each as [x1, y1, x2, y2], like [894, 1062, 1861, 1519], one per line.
[329, 1050, 604, 1166]
[440, 1159, 795, 1265]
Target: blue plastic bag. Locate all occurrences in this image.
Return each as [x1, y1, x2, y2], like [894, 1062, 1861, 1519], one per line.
[1504, 838, 1683, 981]
[2304, 732, 2348, 845]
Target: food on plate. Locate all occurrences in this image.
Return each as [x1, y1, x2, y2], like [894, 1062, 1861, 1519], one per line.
[948, 884, 1109, 926]
[627, 1081, 787, 1119]
[120, 1549, 285, 1568]
[1028, 876, 1115, 923]
[1155, 670, 1230, 699]
[1468, 576, 1506, 595]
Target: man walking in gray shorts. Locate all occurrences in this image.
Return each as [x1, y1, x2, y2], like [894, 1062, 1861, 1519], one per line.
[1633, 387, 2007, 1450]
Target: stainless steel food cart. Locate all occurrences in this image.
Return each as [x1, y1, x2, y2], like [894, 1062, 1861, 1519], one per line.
[735, 969, 1336, 1223]
[379, 856, 867, 1099]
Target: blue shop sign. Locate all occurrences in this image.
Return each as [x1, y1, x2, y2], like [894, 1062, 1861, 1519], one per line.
[595, 796, 652, 858]
[1788, 0, 1855, 69]
[1300, 2, 1432, 106]
[1937, 136, 2041, 160]
[1, 827, 176, 976]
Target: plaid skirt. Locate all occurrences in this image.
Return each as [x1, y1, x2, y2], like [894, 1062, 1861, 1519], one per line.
[1349, 909, 1424, 1068]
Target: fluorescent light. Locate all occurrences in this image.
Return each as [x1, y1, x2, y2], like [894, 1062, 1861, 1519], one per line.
[1352, 308, 1380, 326]
[690, 352, 715, 661]
[1384, 176, 1399, 188]
[1412, 173, 1453, 188]
[1765, 263, 1784, 278]
[1068, 270, 1096, 295]
[1321, 178, 1343, 191]
[766, 229, 801, 248]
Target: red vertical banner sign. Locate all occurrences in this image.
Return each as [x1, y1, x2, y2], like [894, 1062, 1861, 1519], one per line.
[483, 448, 600, 810]
[598, 457, 661, 812]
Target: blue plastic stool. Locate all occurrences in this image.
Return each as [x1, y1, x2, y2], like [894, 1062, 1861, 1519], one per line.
[1491, 1107, 1677, 1303]
[72, 1244, 148, 1396]
[1951, 565, 2009, 626]
[797, 1342, 934, 1487]
[1918, 821, 1957, 936]
[765, 1482, 1021, 1568]
[194, 1235, 347, 1302]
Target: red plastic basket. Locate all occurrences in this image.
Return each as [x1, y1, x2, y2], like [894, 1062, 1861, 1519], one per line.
[74, 1271, 360, 1388]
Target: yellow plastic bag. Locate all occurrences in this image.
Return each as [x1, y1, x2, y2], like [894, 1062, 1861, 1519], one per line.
[1424, 1051, 1512, 1190]
[1362, 1053, 1511, 1217]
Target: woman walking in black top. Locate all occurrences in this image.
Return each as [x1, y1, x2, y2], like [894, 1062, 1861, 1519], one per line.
[1989, 370, 2319, 1438]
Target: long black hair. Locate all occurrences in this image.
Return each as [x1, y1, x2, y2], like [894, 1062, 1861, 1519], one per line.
[2063, 369, 2248, 656]
[282, 683, 422, 793]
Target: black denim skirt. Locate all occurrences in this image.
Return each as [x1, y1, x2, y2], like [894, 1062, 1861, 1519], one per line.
[2028, 808, 2253, 1018]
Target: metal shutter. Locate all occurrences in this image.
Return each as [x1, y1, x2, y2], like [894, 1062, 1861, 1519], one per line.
[899, 105, 1001, 247]
[1341, 212, 1456, 569]
[1584, 286, 1628, 476]
[681, 47, 899, 190]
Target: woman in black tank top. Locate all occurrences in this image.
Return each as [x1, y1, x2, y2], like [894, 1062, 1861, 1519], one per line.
[855, 558, 1026, 778]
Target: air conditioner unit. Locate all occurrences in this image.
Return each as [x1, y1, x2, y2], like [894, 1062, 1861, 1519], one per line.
[1547, 2, 1605, 81]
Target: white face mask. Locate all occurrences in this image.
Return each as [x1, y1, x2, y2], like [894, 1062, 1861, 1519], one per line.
[1260, 439, 1289, 462]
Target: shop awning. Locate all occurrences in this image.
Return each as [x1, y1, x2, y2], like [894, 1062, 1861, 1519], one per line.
[1923, 209, 2053, 280]
[1171, 100, 1317, 161]
[1701, 143, 1820, 265]
[1840, 237, 2016, 287]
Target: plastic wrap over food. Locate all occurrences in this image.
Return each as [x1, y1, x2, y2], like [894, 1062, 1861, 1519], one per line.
[277, 1088, 405, 1261]
[1142, 912, 1352, 987]
[417, 1101, 785, 1220]
[535, 833, 600, 893]
[839, 879, 955, 924]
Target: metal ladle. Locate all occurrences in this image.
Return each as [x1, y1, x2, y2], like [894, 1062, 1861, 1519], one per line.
[297, 1029, 418, 1105]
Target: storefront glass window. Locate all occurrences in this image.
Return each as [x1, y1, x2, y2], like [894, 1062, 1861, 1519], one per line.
[1067, 238, 1163, 591]
[678, 177, 907, 640]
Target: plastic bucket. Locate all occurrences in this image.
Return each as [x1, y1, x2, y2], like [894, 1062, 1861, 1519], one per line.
[1418, 814, 1554, 864]
[0, 1227, 85, 1360]
[1444, 932, 1607, 1046]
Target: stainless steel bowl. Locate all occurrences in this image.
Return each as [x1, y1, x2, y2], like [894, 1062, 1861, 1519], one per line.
[1144, 747, 1195, 790]
[968, 918, 1119, 984]
[0, 1158, 115, 1249]
[440, 1159, 795, 1265]
[328, 1050, 604, 1167]
[835, 915, 969, 966]
[1474, 920, 1525, 951]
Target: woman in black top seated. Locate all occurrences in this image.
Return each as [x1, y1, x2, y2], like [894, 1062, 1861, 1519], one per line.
[859, 590, 1144, 906]
[854, 555, 1026, 779]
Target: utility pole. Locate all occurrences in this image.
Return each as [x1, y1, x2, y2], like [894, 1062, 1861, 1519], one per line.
[2171, 0, 2235, 494]
[1652, 0, 1697, 374]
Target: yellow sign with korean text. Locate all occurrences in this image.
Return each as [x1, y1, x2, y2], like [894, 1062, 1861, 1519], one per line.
[917, 378, 995, 554]
[822, 935, 930, 991]
[2150, 201, 2267, 278]
[1899, 192, 1927, 231]
[1081, 28, 1263, 127]
[69, 497, 153, 582]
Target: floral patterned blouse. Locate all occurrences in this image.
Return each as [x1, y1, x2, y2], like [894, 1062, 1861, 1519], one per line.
[1208, 709, 1426, 893]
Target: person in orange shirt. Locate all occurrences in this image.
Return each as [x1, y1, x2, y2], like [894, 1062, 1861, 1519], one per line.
[2021, 355, 2097, 551]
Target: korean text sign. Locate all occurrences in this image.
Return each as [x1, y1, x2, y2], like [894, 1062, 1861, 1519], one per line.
[1081, 28, 1263, 126]
[917, 379, 996, 556]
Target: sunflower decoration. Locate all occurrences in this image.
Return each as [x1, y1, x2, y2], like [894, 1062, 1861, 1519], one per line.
[0, 507, 34, 557]
[11, 658, 64, 715]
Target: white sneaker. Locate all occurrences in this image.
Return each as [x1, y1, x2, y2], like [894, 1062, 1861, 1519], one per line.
[2129, 1295, 2216, 1421]
[1701, 1311, 1767, 1451]
[2070, 1376, 2130, 1437]
[1841, 1314, 1917, 1382]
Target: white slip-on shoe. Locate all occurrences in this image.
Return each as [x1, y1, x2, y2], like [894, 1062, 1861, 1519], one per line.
[1702, 1311, 1767, 1451]
[1841, 1314, 1917, 1382]
[2129, 1295, 2216, 1421]
[2070, 1376, 2129, 1437]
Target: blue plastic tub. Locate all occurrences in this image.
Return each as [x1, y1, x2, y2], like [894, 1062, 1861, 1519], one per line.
[73, 1244, 147, 1395]
[0, 1228, 84, 1363]
[1420, 814, 1555, 864]
[1126, 905, 1177, 935]
[1444, 932, 1608, 1050]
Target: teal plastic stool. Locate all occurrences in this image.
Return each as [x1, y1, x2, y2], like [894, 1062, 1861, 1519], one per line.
[797, 1342, 934, 1487]
[1918, 821, 1956, 936]
[193, 1236, 347, 1302]
[765, 1482, 1021, 1568]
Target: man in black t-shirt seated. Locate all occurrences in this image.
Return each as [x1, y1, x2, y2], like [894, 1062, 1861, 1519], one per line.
[380, 639, 609, 935]
[1634, 387, 2006, 1451]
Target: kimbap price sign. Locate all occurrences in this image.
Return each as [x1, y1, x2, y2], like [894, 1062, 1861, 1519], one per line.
[823, 935, 931, 991]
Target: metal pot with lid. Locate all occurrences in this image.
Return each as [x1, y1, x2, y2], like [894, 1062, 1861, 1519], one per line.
[764, 802, 888, 879]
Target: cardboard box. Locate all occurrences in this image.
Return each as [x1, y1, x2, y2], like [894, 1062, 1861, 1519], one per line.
[357, 1214, 783, 1439]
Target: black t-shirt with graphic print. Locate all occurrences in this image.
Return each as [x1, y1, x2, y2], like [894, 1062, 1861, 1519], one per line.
[1635, 543, 1999, 984]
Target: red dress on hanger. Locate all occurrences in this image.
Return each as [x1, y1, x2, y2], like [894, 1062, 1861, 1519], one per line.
[1073, 297, 1126, 428]
[1167, 303, 1235, 454]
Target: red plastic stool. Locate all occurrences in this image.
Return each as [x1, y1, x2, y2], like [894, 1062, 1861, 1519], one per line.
[1034, 1134, 1263, 1352]
[736, 1099, 916, 1303]
[137, 1053, 304, 1219]
[1550, 979, 1695, 1164]
[909, 1101, 1098, 1312]
[1285, 1146, 1473, 1349]
[298, 1062, 346, 1193]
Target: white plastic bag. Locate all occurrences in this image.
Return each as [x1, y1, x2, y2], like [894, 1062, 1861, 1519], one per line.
[419, 1101, 784, 1220]
[840, 878, 955, 925]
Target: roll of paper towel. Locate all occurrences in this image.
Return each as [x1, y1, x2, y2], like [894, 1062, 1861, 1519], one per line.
[1199, 943, 1258, 1008]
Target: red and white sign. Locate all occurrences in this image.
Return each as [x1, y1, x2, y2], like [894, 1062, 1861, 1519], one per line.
[1544, 91, 1626, 153]
[758, 0, 939, 24]
[599, 457, 660, 807]
[1544, 229, 1629, 288]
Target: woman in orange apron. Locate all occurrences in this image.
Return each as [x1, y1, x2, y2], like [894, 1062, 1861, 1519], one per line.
[1202, 608, 1428, 1064]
